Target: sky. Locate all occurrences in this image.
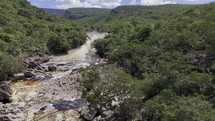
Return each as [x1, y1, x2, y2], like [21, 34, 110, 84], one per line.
[27, 0, 214, 9]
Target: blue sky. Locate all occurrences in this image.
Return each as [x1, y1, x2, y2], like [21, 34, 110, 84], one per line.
[27, 0, 214, 9]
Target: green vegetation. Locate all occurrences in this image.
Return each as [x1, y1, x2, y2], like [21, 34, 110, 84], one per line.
[93, 4, 197, 32]
[1, 0, 215, 120]
[0, 52, 24, 81]
[64, 8, 110, 24]
[80, 65, 142, 118]
[0, 0, 86, 55]
[43, 8, 65, 16]
[46, 8, 111, 25]
[0, 0, 87, 81]
[83, 3, 215, 120]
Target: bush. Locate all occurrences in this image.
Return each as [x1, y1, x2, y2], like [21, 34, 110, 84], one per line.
[145, 90, 215, 121]
[47, 36, 71, 55]
[0, 52, 24, 81]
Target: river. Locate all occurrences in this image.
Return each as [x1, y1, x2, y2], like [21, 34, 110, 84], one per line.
[0, 32, 107, 121]
[42, 31, 107, 79]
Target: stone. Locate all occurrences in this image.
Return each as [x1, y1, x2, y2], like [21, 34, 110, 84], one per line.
[40, 57, 50, 63]
[48, 66, 57, 72]
[24, 72, 35, 78]
[93, 115, 102, 121]
[81, 108, 97, 121]
[102, 110, 114, 118]
[28, 62, 38, 68]
[13, 73, 25, 81]
[0, 116, 11, 121]
[0, 83, 12, 104]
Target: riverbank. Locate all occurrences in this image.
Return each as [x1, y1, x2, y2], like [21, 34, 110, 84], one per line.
[0, 32, 107, 121]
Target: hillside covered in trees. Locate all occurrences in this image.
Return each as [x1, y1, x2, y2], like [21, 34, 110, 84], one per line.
[44, 8, 111, 24]
[88, 3, 215, 120]
[42, 8, 65, 16]
[45, 4, 197, 31]
[44, 2, 215, 120]
[1, 0, 215, 120]
[93, 4, 198, 31]
[0, 0, 87, 81]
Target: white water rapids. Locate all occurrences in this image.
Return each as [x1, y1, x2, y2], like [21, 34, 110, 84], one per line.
[0, 31, 107, 121]
[41, 31, 107, 79]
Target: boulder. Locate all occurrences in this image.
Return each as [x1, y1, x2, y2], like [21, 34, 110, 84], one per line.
[0, 116, 11, 121]
[102, 110, 114, 119]
[28, 62, 39, 68]
[48, 66, 57, 72]
[13, 73, 25, 81]
[40, 57, 50, 63]
[81, 108, 97, 121]
[0, 83, 12, 104]
[93, 115, 102, 121]
[24, 72, 35, 78]
[22, 55, 50, 69]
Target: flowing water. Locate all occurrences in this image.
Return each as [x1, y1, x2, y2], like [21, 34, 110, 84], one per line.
[41, 31, 107, 79]
[0, 32, 107, 121]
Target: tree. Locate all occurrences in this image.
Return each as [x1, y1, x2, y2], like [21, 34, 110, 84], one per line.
[145, 90, 215, 121]
[0, 52, 24, 81]
[47, 36, 70, 55]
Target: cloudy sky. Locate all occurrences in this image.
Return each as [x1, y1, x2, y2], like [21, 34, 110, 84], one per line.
[27, 0, 214, 9]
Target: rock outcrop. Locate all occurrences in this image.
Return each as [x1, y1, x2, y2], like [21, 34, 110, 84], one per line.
[0, 83, 12, 104]
[48, 66, 57, 72]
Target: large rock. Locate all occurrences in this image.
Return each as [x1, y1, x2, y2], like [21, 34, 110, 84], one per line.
[28, 62, 38, 68]
[0, 116, 11, 121]
[41, 57, 50, 63]
[24, 72, 35, 78]
[48, 66, 57, 72]
[102, 110, 114, 119]
[22, 55, 50, 69]
[81, 108, 97, 121]
[13, 73, 25, 81]
[0, 83, 12, 104]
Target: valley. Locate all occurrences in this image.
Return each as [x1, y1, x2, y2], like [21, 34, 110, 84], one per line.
[0, 32, 106, 121]
[0, 0, 215, 121]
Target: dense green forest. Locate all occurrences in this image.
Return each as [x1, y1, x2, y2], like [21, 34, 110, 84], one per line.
[44, 8, 110, 25]
[44, 3, 215, 120]
[64, 8, 111, 24]
[81, 3, 215, 121]
[0, 0, 87, 81]
[42, 8, 65, 16]
[1, 0, 215, 120]
[93, 4, 198, 32]
[45, 5, 197, 31]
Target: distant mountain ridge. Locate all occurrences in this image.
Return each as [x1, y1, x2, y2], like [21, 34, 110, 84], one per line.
[44, 8, 111, 24]
[43, 5, 197, 25]
[42, 8, 65, 16]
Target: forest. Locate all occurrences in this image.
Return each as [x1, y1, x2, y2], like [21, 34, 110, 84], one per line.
[0, 0, 215, 120]
[89, 3, 215, 121]
[0, 0, 87, 80]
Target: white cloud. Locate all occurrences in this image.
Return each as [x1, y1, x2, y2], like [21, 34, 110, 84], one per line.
[185, 0, 198, 1]
[130, 0, 137, 5]
[56, 0, 122, 9]
[140, 0, 176, 5]
[39, 0, 50, 1]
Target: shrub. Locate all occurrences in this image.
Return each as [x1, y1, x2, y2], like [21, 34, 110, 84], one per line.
[0, 52, 24, 81]
[145, 90, 215, 121]
[47, 36, 71, 55]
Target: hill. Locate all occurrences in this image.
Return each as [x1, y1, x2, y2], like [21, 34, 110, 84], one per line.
[111, 4, 197, 21]
[0, 0, 87, 80]
[44, 5, 197, 28]
[42, 8, 65, 16]
[93, 4, 198, 31]
[90, 3, 215, 120]
[63, 8, 111, 24]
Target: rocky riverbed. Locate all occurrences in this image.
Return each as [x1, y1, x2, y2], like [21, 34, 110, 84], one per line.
[0, 32, 107, 121]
